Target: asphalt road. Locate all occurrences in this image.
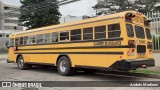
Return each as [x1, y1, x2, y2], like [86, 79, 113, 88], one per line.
[0, 59, 160, 90]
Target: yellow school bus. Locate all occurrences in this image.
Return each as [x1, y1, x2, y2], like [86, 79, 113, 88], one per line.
[7, 11, 155, 76]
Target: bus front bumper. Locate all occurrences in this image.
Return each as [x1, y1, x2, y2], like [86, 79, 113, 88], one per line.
[109, 59, 155, 71]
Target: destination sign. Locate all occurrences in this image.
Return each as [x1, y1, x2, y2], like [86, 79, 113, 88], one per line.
[94, 41, 121, 46]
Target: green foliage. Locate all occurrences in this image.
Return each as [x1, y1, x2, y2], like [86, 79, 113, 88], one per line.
[155, 6, 160, 11]
[93, 0, 160, 15]
[19, 0, 61, 29]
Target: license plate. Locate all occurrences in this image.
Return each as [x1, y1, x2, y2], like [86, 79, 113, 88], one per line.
[138, 53, 146, 58]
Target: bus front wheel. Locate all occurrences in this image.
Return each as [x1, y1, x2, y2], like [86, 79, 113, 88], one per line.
[57, 56, 74, 76]
[17, 56, 31, 70]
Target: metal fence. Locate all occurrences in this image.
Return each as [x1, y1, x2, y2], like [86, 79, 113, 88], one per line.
[145, 11, 160, 50]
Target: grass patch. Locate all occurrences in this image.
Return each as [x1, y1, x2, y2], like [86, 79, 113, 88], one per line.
[130, 69, 160, 74]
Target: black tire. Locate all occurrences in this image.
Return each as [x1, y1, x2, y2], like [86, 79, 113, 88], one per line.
[57, 56, 74, 76]
[17, 56, 31, 70]
[84, 69, 96, 74]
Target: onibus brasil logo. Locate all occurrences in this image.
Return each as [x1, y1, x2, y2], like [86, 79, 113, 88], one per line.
[1, 82, 42, 88]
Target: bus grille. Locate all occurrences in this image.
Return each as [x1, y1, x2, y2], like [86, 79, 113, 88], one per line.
[137, 45, 146, 53]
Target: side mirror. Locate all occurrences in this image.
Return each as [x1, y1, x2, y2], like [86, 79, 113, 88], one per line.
[5, 41, 9, 48]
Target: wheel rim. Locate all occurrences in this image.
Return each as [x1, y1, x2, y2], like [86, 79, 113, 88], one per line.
[59, 60, 67, 72]
[18, 59, 24, 68]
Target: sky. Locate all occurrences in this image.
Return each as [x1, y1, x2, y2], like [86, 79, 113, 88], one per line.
[0, 0, 97, 17]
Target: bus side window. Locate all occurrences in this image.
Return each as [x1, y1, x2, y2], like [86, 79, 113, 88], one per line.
[52, 32, 58, 42]
[44, 33, 51, 43]
[60, 31, 69, 41]
[24, 36, 29, 45]
[83, 27, 93, 40]
[95, 25, 106, 39]
[37, 34, 43, 44]
[29, 35, 36, 44]
[20, 37, 24, 45]
[15, 38, 19, 45]
[71, 29, 81, 41]
[108, 23, 121, 38]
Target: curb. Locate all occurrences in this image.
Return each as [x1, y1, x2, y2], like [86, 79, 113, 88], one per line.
[98, 71, 160, 79]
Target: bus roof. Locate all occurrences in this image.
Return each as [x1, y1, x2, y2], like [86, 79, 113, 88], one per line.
[12, 10, 146, 36]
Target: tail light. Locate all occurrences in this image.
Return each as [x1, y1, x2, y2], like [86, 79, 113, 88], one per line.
[128, 40, 135, 47]
[147, 42, 152, 49]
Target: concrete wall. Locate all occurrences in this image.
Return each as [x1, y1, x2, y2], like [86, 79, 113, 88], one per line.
[153, 52, 160, 66]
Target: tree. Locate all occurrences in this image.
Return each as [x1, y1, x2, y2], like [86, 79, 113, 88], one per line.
[155, 6, 160, 11]
[93, 0, 160, 15]
[19, 0, 61, 29]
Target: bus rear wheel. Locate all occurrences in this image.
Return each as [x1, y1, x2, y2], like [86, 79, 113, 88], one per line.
[57, 56, 74, 76]
[17, 56, 31, 70]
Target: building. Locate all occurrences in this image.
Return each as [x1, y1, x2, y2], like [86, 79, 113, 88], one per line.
[0, 1, 23, 51]
[60, 15, 90, 24]
[0, 1, 23, 38]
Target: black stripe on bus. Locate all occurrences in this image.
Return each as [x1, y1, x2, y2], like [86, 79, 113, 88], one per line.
[75, 65, 107, 70]
[17, 45, 133, 51]
[11, 38, 123, 47]
[25, 62, 55, 66]
[15, 52, 123, 55]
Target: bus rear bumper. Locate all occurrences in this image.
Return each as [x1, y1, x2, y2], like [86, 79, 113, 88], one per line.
[109, 59, 155, 71]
